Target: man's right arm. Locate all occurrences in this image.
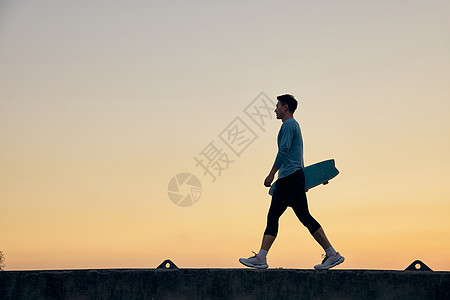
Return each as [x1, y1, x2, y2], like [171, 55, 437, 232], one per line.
[273, 123, 294, 169]
[264, 166, 279, 187]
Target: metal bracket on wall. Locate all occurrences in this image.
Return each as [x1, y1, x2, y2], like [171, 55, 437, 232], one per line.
[405, 260, 432, 271]
[157, 259, 179, 269]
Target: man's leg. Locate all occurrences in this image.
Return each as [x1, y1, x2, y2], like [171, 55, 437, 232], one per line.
[293, 205, 344, 269]
[261, 234, 276, 251]
[260, 191, 288, 252]
[289, 170, 344, 269]
[239, 188, 287, 269]
[312, 227, 332, 250]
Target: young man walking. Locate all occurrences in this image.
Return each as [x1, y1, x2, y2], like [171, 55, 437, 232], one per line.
[239, 94, 344, 270]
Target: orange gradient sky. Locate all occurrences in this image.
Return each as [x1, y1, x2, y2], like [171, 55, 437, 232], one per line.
[1, 1, 449, 271]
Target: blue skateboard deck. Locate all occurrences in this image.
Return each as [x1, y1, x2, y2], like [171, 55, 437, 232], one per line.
[269, 159, 339, 195]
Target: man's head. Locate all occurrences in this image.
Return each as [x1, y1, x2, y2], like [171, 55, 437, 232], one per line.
[277, 94, 298, 113]
[275, 94, 298, 120]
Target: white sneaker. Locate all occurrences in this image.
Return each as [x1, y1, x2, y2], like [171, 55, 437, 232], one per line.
[239, 252, 268, 269]
[314, 253, 344, 270]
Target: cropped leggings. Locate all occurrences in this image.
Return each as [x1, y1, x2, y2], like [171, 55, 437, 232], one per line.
[264, 169, 321, 237]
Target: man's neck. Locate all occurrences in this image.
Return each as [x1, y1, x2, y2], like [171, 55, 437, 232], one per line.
[282, 114, 294, 122]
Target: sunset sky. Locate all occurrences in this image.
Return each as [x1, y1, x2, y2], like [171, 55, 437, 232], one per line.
[1, 0, 449, 271]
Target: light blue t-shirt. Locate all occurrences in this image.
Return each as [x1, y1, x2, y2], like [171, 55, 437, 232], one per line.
[273, 117, 304, 179]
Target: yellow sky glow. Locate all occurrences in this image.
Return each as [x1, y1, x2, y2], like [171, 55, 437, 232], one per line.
[1, 1, 450, 271]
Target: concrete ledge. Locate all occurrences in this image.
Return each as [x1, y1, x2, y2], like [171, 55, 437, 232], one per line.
[1, 268, 449, 300]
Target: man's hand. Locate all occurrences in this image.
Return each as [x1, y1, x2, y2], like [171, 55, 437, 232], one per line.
[264, 173, 275, 187]
[265, 166, 278, 187]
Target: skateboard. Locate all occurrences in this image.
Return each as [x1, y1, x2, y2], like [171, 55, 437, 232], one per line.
[269, 159, 339, 195]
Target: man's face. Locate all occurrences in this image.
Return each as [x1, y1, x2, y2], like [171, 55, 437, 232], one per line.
[275, 101, 288, 119]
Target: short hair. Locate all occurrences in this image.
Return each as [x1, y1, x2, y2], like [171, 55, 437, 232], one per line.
[277, 94, 298, 113]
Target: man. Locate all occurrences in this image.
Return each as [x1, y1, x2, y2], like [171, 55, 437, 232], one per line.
[239, 94, 344, 270]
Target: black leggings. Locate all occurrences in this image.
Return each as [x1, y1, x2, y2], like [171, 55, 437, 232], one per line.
[264, 169, 321, 237]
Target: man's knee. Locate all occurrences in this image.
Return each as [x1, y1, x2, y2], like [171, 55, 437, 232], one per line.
[297, 213, 321, 234]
